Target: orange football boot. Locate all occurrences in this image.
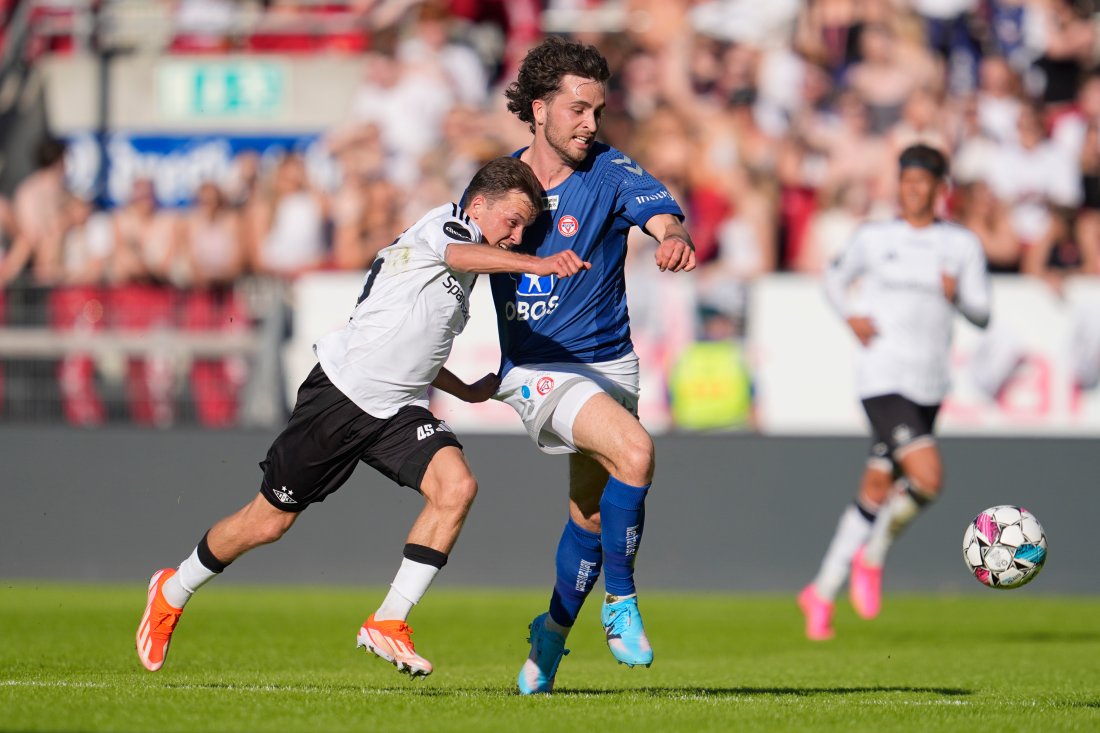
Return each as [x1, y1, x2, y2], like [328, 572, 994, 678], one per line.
[136, 568, 184, 671]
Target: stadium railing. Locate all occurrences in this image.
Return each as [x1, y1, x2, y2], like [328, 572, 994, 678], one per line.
[0, 277, 288, 428]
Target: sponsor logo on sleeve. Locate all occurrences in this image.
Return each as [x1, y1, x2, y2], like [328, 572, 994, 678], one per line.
[443, 221, 473, 242]
[635, 190, 672, 205]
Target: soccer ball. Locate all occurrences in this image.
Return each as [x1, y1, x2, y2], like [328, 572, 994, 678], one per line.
[962, 505, 1047, 589]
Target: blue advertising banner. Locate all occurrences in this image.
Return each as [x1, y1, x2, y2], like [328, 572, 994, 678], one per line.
[65, 132, 338, 208]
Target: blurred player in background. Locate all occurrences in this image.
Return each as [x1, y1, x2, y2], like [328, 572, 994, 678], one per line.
[492, 38, 695, 694]
[137, 157, 590, 677]
[799, 144, 992, 640]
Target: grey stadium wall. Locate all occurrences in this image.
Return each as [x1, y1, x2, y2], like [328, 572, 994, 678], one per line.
[2, 427, 1096, 594]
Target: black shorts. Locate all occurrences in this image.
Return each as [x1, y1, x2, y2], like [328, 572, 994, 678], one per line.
[862, 393, 940, 471]
[259, 364, 463, 512]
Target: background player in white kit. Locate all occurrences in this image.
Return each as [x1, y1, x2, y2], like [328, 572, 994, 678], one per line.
[136, 157, 590, 676]
[799, 144, 992, 640]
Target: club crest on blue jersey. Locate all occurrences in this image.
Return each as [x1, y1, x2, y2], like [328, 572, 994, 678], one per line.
[557, 215, 579, 237]
[515, 273, 556, 297]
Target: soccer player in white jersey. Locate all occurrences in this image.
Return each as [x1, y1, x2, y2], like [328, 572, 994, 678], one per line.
[136, 157, 590, 676]
[799, 144, 992, 640]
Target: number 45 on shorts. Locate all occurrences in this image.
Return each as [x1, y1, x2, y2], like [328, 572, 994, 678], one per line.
[416, 422, 452, 441]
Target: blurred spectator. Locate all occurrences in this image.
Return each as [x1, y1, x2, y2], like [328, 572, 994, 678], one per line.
[110, 177, 182, 427]
[990, 0, 1029, 64]
[953, 180, 1021, 272]
[986, 101, 1082, 265]
[327, 121, 400, 269]
[181, 181, 247, 427]
[398, 2, 489, 108]
[887, 87, 953, 161]
[976, 55, 1023, 145]
[223, 150, 263, 210]
[431, 105, 501, 195]
[1021, 205, 1095, 291]
[331, 170, 404, 271]
[348, 47, 456, 187]
[183, 181, 244, 288]
[1052, 69, 1100, 255]
[49, 195, 112, 426]
[908, 0, 981, 94]
[845, 22, 922, 135]
[170, 0, 240, 53]
[246, 153, 327, 277]
[0, 194, 19, 285]
[695, 164, 777, 334]
[1, 138, 68, 285]
[795, 181, 870, 273]
[1025, 0, 1097, 108]
[794, 0, 868, 79]
[619, 48, 663, 123]
[818, 91, 892, 214]
[110, 178, 182, 287]
[952, 92, 1002, 184]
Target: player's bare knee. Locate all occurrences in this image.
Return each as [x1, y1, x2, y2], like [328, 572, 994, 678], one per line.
[616, 431, 654, 485]
[252, 514, 294, 546]
[429, 473, 478, 515]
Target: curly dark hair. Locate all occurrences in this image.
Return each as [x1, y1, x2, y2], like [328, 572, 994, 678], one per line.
[505, 37, 610, 133]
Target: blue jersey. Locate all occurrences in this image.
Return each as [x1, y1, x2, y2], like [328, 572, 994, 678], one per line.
[490, 143, 683, 375]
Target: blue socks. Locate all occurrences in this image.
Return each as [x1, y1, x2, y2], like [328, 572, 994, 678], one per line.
[547, 477, 651, 625]
[600, 477, 650, 597]
[549, 518, 602, 627]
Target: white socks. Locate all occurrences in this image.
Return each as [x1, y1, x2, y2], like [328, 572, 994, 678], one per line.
[374, 558, 441, 622]
[811, 502, 876, 602]
[863, 484, 932, 567]
[162, 548, 220, 609]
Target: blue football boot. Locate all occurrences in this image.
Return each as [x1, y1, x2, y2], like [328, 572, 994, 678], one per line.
[517, 613, 569, 694]
[601, 595, 653, 667]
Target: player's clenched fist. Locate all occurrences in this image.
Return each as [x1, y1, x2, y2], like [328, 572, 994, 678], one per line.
[847, 316, 878, 346]
[534, 250, 591, 277]
[655, 235, 696, 273]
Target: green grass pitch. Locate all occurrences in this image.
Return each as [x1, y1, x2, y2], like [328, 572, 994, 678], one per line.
[2, 583, 1098, 732]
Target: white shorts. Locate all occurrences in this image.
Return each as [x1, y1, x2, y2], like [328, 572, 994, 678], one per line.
[495, 353, 640, 455]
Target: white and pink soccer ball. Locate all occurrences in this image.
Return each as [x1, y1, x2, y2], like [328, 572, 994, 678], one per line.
[963, 505, 1047, 589]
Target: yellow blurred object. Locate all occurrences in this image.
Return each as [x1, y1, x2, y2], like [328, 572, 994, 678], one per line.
[669, 340, 752, 430]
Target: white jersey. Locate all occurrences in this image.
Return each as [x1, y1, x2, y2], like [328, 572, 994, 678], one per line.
[314, 203, 482, 418]
[824, 218, 991, 404]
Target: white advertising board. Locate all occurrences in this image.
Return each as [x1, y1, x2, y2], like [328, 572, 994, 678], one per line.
[749, 275, 1100, 436]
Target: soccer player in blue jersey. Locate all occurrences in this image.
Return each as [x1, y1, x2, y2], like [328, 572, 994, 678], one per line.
[494, 37, 696, 694]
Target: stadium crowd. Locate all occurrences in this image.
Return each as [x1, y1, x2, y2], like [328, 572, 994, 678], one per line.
[1, 0, 1099, 427]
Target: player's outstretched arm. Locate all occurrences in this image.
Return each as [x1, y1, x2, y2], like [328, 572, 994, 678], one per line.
[445, 244, 591, 277]
[432, 367, 500, 403]
[645, 214, 696, 272]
